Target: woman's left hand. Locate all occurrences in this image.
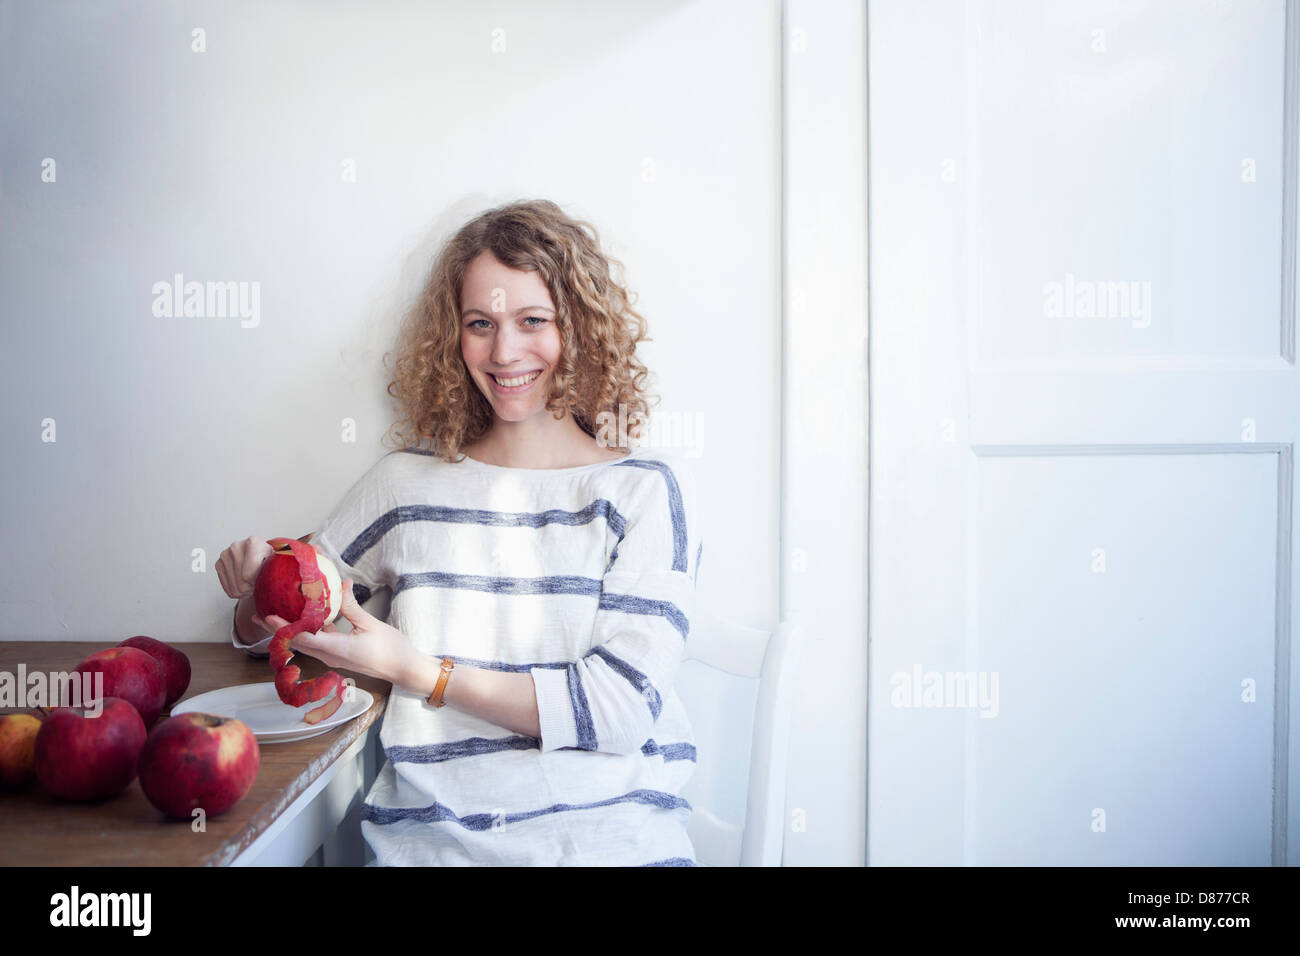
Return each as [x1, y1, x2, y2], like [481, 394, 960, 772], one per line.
[255, 578, 422, 688]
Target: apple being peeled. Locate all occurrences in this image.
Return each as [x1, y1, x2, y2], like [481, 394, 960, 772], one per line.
[254, 538, 347, 724]
[0, 713, 43, 789]
[119, 636, 191, 708]
[254, 541, 344, 627]
[74, 646, 167, 728]
[138, 713, 260, 819]
[34, 698, 146, 800]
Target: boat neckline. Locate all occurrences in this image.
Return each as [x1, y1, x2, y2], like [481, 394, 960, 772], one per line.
[454, 446, 642, 476]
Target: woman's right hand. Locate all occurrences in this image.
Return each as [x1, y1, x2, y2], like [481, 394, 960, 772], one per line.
[216, 536, 274, 602]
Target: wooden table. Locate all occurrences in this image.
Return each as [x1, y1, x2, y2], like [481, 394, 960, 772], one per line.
[0, 642, 389, 866]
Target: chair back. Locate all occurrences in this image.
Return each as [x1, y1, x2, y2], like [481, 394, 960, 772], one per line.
[677, 607, 801, 866]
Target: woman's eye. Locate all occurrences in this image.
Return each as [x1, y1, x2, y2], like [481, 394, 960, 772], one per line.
[467, 317, 546, 330]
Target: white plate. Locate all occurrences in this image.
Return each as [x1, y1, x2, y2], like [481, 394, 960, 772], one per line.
[171, 682, 374, 744]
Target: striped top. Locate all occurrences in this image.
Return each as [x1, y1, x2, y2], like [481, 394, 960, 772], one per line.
[232, 444, 703, 866]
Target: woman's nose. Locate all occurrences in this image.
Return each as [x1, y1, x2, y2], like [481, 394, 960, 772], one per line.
[491, 327, 523, 364]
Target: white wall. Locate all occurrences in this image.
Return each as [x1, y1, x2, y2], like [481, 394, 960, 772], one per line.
[780, 0, 869, 866]
[0, 0, 777, 637]
[0, 0, 816, 848]
[2, 0, 882, 868]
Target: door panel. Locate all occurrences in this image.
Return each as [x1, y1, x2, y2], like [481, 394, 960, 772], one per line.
[868, 0, 1298, 864]
[971, 447, 1278, 865]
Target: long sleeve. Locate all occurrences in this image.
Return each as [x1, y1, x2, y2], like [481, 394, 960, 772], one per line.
[230, 457, 394, 657]
[231, 601, 273, 657]
[531, 456, 701, 756]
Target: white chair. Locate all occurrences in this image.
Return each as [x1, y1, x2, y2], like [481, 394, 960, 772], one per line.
[676, 608, 801, 866]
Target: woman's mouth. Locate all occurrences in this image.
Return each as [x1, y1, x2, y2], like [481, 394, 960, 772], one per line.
[488, 369, 542, 393]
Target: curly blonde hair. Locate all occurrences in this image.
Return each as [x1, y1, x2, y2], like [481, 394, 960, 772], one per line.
[382, 199, 657, 462]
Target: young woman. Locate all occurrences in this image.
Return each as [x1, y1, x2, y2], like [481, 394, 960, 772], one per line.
[218, 199, 702, 866]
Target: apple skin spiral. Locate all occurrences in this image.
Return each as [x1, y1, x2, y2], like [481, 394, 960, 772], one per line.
[254, 538, 346, 724]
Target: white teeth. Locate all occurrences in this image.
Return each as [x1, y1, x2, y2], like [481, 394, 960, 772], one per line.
[493, 370, 540, 388]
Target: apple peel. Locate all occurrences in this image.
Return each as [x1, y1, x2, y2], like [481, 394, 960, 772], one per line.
[259, 537, 344, 725]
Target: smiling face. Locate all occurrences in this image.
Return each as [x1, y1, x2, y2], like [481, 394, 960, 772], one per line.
[459, 250, 564, 424]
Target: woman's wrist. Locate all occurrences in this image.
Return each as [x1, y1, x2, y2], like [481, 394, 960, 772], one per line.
[232, 594, 264, 646]
[394, 650, 442, 700]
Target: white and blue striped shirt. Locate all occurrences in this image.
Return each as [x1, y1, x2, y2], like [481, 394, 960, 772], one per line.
[233, 444, 702, 865]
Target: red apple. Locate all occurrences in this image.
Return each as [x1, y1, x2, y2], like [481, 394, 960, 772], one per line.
[255, 538, 346, 724]
[0, 713, 43, 788]
[138, 713, 260, 819]
[254, 542, 343, 626]
[74, 646, 167, 727]
[33, 698, 146, 800]
[119, 636, 191, 708]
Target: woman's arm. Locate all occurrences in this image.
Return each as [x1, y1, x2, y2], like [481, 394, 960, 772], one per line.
[265, 578, 544, 741]
[399, 654, 541, 740]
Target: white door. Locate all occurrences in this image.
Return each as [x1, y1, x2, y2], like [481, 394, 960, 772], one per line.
[867, 0, 1298, 865]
